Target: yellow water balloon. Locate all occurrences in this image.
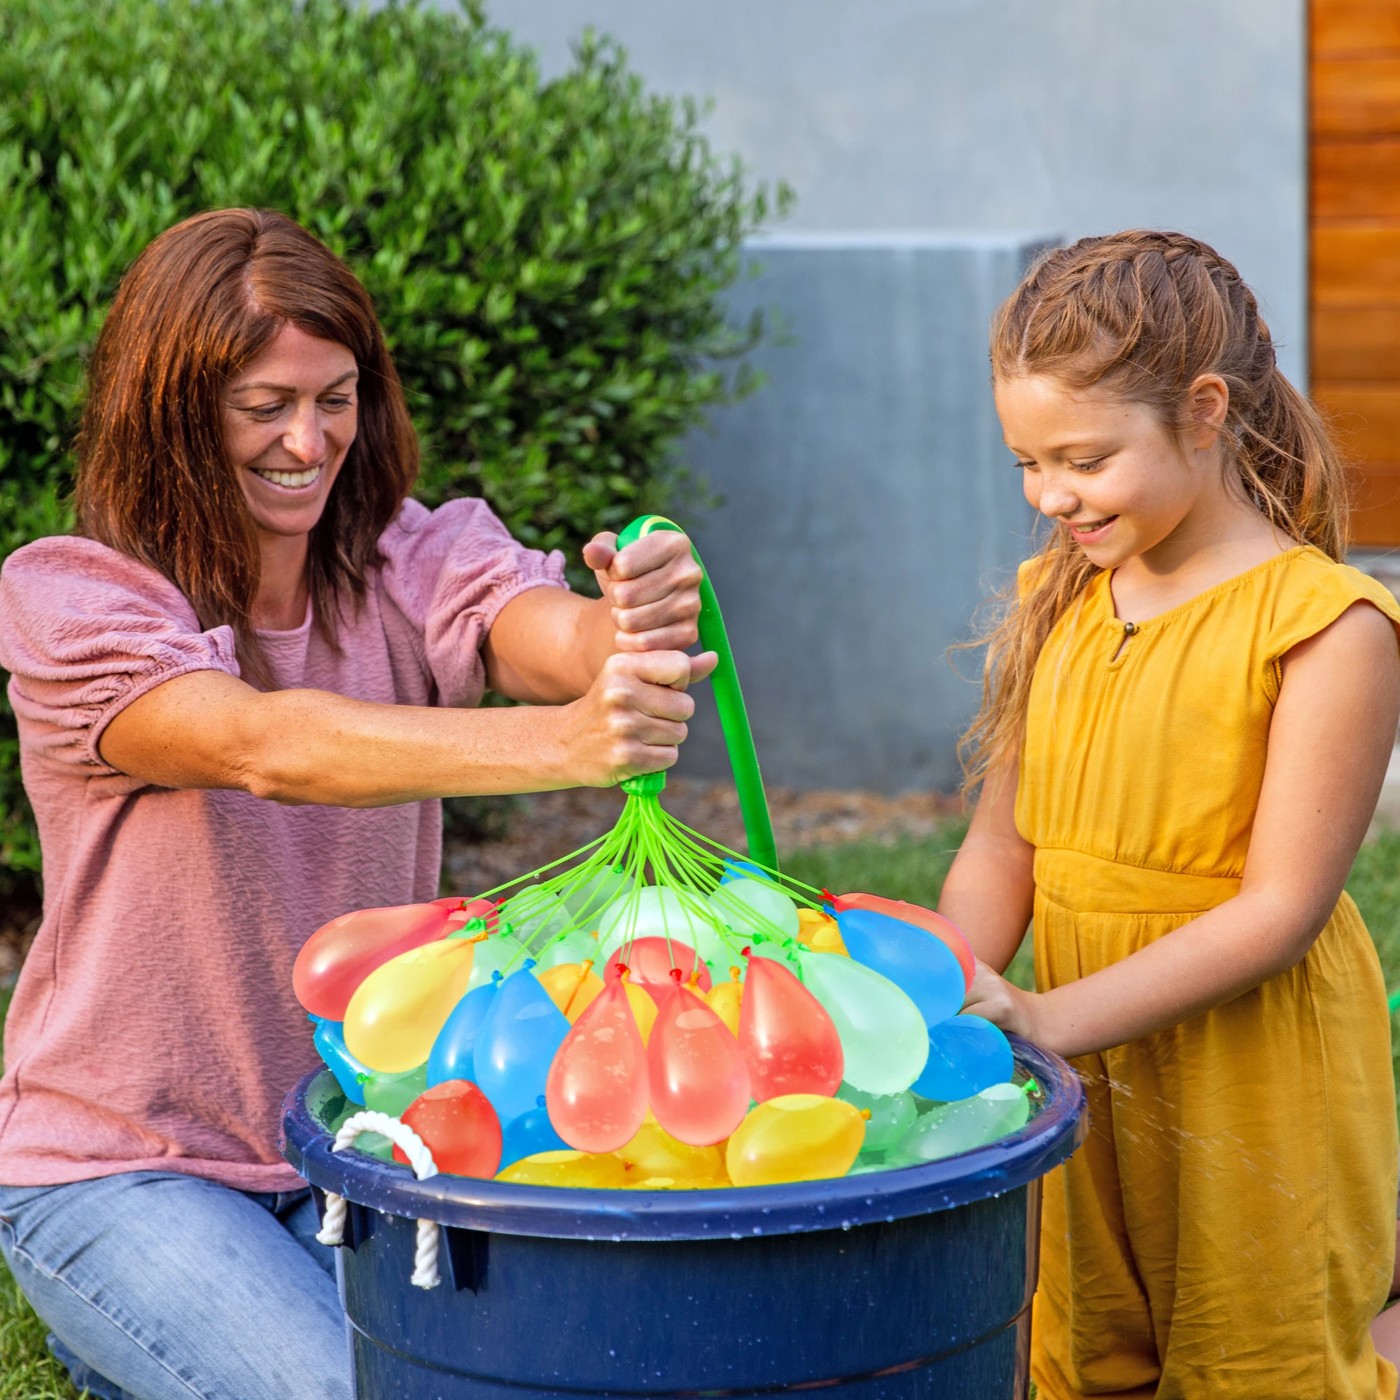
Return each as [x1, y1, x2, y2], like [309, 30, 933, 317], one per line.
[617, 1120, 728, 1183]
[496, 1150, 631, 1189]
[704, 971, 743, 1036]
[343, 938, 476, 1073]
[726, 1094, 866, 1187]
[796, 908, 847, 955]
[621, 977, 657, 1044]
[537, 961, 604, 1022]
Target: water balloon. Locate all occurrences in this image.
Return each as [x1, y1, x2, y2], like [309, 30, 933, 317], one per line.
[831, 892, 975, 991]
[901, 1081, 1031, 1162]
[797, 949, 927, 1095]
[834, 908, 965, 1027]
[737, 954, 843, 1100]
[726, 1094, 866, 1187]
[473, 967, 572, 1123]
[343, 938, 476, 1072]
[396, 1079, 502, 1178]
[426, 979, 498, 1086]
[648, 979, 751, 1145]
[912, 1014, 1014, 1101]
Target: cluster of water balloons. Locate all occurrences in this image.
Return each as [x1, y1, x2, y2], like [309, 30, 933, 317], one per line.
[295, 848, 1037, 1189]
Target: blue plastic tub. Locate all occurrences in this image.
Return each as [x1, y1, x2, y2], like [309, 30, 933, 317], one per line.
[282, 1036, 1084, 1399]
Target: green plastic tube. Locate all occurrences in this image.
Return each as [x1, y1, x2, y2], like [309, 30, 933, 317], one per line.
[614, 514, 779, 872]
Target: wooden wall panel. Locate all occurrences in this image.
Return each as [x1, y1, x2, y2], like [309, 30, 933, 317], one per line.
[1313, 228, 1400, 303]
[1314, 384, 1400, 459]
[1347, 463, 1400, 545]
[1313, 0, 1400, 53]
[1312, 0, 1400, 545]
[1313, 140, 1400, 219]
[1311, 306, 1400, 379]
[1313, 58, 1400, 136]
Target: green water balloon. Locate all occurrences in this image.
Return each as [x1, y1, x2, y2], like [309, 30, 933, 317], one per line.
[797, 950, 929, 1095]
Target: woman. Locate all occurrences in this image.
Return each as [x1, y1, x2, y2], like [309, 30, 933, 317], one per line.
[0, 208, 711, 1400]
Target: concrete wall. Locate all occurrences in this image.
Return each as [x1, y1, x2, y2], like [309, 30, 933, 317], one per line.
[474, 0, 1307, 792]
[481, 0, 1307, 386]
[678, 234, 1045, 794]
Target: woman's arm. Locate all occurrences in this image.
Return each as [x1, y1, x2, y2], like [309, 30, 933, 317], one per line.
[482, 529, 706, 704]
[936, 759, 1036, 973]
[964, 601, 1400, 1057]
[99, 529, 715, 805]
[98, 648, 710, 806]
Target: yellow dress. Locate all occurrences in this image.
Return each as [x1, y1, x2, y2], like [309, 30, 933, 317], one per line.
[1018, 546, 1400, 1400]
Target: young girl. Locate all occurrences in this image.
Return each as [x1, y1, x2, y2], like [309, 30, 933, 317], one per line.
[941, 230, 1400, 1399]
[0, 209, 711, 1400]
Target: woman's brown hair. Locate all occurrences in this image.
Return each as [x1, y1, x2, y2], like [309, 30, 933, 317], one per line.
[74, 207, 419, 686]
[960, 229, 1350, 793]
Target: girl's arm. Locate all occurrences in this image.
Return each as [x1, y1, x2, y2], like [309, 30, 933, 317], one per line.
[936, 760, 1036, 973]
[964, 600, 1400, 1058]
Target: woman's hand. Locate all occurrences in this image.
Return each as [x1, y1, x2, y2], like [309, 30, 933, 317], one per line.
[963, 958, 1044, 1043]
[554, 647, 719, 788]
[582, 529, 703, 654]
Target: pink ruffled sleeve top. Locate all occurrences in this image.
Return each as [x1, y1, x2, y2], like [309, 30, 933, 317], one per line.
[0, 497, 566, 1189]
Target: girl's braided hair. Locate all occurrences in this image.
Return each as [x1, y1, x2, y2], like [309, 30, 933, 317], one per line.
[959, 229, 1350, 794]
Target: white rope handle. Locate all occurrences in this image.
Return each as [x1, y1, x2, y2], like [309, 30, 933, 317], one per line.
[315, 1109, 442, 1289]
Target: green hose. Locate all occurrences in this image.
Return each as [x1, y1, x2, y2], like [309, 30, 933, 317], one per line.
[614, 514, 779, 872]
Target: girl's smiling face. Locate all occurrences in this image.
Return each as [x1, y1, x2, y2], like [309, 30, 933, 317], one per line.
[222, 324, 359, 552]
[994, 373, 1230, 575]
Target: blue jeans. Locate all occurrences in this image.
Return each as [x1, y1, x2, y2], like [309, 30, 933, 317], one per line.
[0, 1171, 354, 1400]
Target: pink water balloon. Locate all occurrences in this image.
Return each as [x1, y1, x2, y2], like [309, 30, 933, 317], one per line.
[648, 977, 750, 1146]
[737, 954, 844, 1101]
[603, 937, 712, 995]
[294, 902, 472, 1020]
[545, 979, 650, 1153]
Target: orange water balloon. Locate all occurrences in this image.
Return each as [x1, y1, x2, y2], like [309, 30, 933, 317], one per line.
[603, 936, 711, 995]
[545, 979, 650, 1153]
[294, 902, 467, 1020]
[648, 979, 751, 1146]
[737, 954, 843, 1101]
[396, 1079, 502, 1179]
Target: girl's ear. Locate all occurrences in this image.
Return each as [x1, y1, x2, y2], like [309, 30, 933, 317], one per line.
[1187, 374, 1230, 449]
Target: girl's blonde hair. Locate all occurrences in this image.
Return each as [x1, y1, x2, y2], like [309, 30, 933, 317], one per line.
[959, 228, 1350, 793]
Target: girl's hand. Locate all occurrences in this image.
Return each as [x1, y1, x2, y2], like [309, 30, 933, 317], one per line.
[582, 529, 703, 654]
[963, 958, 1043, 1043]
[556, 648, 718, 787]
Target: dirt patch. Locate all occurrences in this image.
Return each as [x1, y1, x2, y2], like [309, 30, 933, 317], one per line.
[0, 780, 963, 984]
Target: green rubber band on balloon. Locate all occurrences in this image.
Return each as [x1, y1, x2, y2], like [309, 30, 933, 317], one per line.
[616, 513, 779, 872]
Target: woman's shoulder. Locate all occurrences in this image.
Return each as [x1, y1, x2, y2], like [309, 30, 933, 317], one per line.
[1, 534, 194, 617]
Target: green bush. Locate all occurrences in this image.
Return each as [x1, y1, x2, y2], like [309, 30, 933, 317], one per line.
[0, 0, 790, 910]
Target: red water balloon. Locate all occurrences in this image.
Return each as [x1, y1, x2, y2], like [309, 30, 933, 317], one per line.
[545, 979, 650, 1153]
[395, 1079, 503, 1178]
[603, 937, 711, 995]
[648, 979, 750, 1146]
[829, 892, 975, 991]
[294, 902, 464, 1020]
[737, 955, 844, 1101]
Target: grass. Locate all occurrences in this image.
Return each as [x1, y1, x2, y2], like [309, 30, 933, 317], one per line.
[3, 825, 1400, 1394]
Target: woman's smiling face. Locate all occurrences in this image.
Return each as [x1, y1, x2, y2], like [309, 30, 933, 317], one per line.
[222, 324, 359, 552]
[994, 373, 1225, 574]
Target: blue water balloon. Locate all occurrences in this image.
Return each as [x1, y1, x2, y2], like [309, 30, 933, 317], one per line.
[312, 1018, 370, 1105]
[426, 979, 498, 1087]
[912, 1014, 1014, 1102]
[836, 908, 965, 1027]
[499, 1098, 570, 1168]
[473, 968, 572, 1123]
